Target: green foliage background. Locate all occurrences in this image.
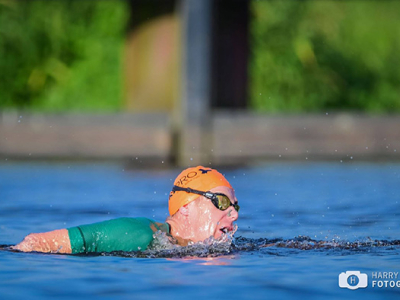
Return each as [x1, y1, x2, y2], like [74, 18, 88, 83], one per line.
[0, 0, 399, 112]
[0, 0, 128, 111]
[250, 0, 400, 113]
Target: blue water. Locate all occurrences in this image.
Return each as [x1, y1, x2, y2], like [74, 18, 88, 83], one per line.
[1, 161, 400, 299]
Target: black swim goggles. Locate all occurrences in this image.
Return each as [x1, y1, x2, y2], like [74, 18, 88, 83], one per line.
[172, 185, 240, 212]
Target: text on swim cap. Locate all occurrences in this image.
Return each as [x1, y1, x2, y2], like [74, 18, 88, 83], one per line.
[176, 171, 199, 186]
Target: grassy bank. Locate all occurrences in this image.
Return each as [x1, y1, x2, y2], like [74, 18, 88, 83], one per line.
[249, 0, 400, 113]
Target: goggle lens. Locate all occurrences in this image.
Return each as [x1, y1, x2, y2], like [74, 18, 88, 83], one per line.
[215, 194, 240, 212]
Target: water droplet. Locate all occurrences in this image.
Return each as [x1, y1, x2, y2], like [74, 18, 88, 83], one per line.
[190, 157, 193, 161]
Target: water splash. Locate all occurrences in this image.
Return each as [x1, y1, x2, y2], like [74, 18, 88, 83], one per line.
[2, 234, 400, 258]
[104, 229, 236, 258]
[102, 234, 400, 258]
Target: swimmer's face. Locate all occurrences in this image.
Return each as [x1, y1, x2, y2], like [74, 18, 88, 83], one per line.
[186, 186, 239, 242]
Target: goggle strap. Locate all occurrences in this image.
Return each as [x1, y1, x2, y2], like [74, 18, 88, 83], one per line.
[173, 186, 206, 198]
[204, 192, 215, 198]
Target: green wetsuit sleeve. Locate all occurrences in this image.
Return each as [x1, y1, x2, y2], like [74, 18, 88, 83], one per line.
[67, 217, 160, 254]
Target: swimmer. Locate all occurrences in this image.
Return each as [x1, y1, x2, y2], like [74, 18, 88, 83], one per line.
[12, 166, 239, 254]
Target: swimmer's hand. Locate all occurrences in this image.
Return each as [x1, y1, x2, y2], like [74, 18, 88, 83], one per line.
[11, 229, 72, 254]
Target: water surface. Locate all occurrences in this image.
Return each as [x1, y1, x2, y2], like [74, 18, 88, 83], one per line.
[1, 161, 399, 299]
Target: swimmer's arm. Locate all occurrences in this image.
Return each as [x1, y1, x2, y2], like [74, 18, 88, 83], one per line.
[12, 229, 72, 254]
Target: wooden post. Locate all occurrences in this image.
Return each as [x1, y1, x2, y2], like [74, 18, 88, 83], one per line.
[174, 0, 212, 166]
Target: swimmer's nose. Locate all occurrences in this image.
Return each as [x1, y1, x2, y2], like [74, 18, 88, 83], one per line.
[229, 207, 239, 221]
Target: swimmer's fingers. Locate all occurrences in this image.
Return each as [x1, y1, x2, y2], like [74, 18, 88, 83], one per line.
[11, 243, 31, 252]
[12, 233, 40, 252]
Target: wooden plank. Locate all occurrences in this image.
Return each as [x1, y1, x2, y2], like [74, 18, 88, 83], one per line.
[211, 112, 400, 164]
[1, 112, 399, 164]
[0, 113, 171, 159]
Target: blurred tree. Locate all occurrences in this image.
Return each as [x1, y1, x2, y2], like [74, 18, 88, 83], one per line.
[250, 0, 400, 113]
[0, 0, 128, 111]
[1, 0, 400, 113]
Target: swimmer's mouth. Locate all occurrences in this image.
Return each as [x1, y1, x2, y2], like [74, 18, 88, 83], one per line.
[219, 224, 238, 236]
[220, 227, 232, 234]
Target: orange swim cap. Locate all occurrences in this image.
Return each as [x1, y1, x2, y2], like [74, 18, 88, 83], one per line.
[168, 166, 232, 215]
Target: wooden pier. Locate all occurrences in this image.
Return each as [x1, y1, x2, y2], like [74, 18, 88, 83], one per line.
[1, 112, 399, 166]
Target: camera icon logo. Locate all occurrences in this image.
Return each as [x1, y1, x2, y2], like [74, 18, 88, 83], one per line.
[338, 271, 368, 290]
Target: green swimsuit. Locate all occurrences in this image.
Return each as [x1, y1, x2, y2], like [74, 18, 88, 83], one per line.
[67, 217, 170, 254]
